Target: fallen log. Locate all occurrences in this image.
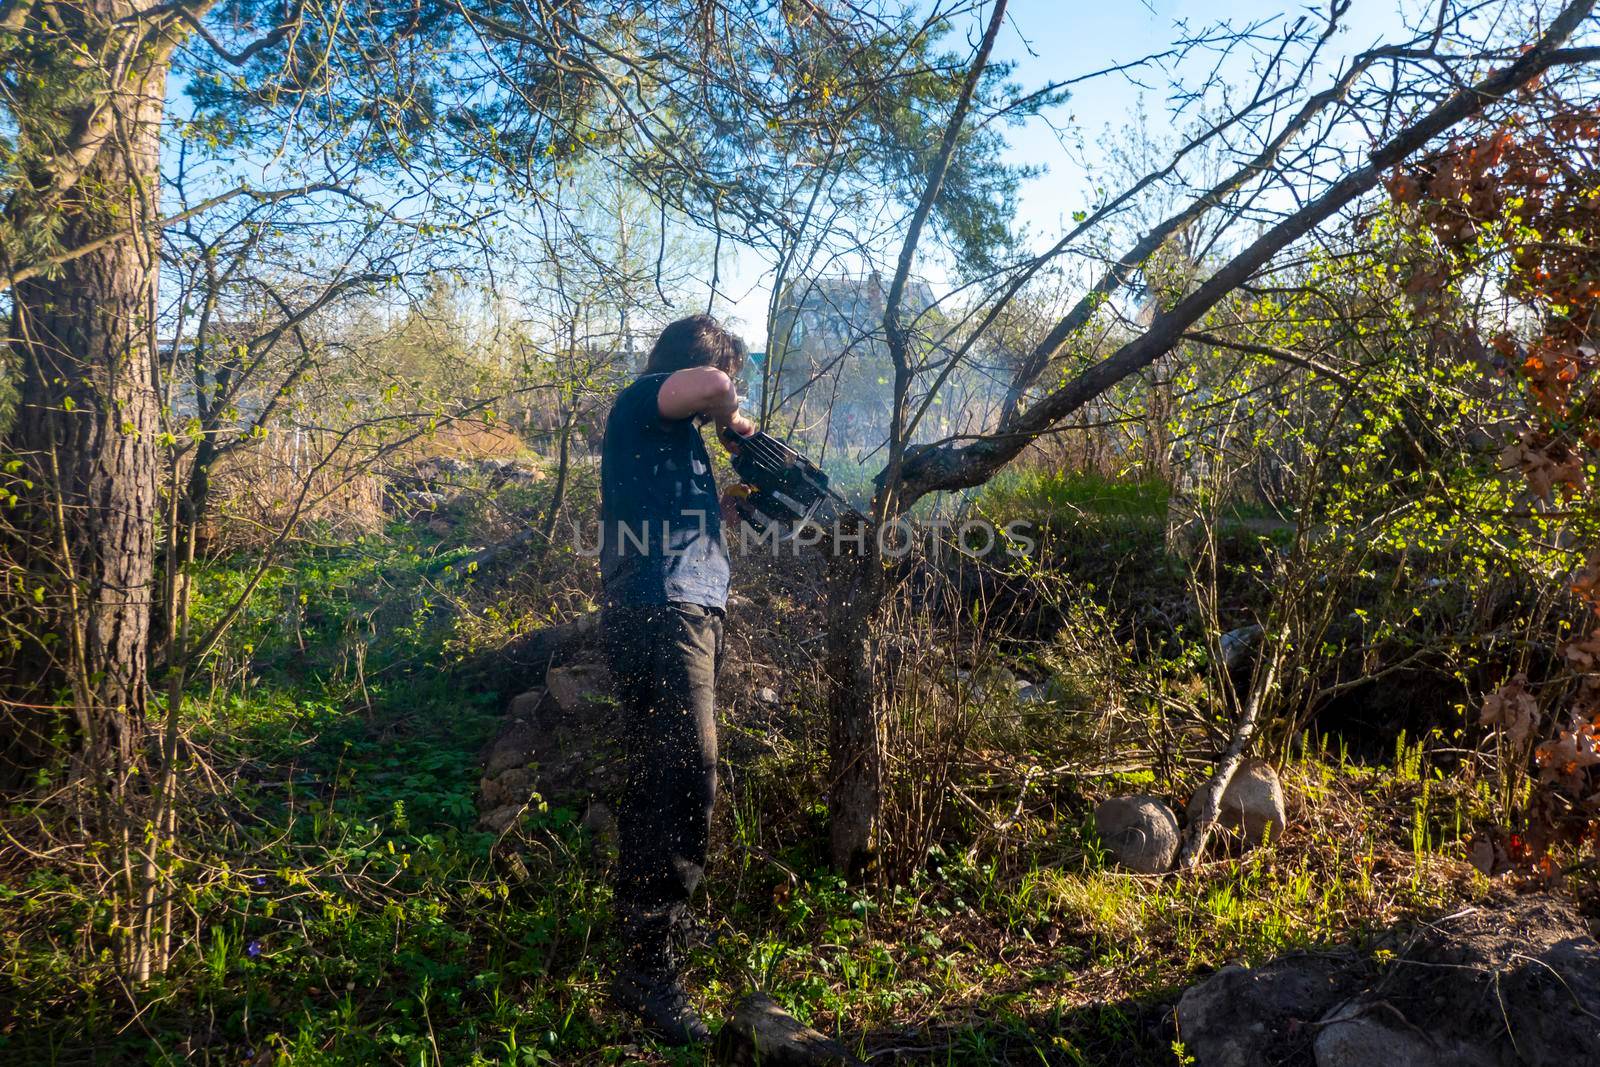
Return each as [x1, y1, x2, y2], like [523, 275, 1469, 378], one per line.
[715, 992, 862, 1066]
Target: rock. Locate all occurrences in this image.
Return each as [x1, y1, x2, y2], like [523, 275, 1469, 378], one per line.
[544, 663, 611, 714]
[507, 688, 543, 721]
[715, 992, 862, 1066]
[403, 490, 448, 511]
[1187, 759, 1286, 846]
[579, 799, 615, 836]
[1313, 1002, 1497, 1067]
[457, 612, 600, 698]
[580, 800, 618, 859]
[1350, 894, 1600, 1066]
[756, 686, 780, 705]
[962, 664, 1017, 703]
[483, 718, 538, 776]
[1177, 955, 1357, 1067]
[498, 461, 543, 485]
[1094, 795, 1180, 873]
[478, 804, 524, 834]
[1219, 624, 1264, 670]
[1175, 894, 1600, 1067]
[1014, 681, 1049, 705]
[479, 766, 535, 810]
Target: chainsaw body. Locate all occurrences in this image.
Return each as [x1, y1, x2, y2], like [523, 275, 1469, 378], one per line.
[720, 428, 864, 536]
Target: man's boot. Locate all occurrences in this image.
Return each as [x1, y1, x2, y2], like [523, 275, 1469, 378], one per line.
[613, 907, 711, 1045]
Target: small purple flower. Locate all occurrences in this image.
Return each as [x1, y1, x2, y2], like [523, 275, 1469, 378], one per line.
[254, 876, 267, 887]
[246, 940, 262, 958]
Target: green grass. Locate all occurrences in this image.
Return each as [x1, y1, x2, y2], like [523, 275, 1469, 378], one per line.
[977, 468, 1171, 522]
[0, 526, 1489, 1066]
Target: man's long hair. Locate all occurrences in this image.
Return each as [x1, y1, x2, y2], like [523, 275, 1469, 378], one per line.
[643, 314, 744, 377]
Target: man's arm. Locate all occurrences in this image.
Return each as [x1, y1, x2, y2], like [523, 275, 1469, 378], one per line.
[657, 367, 755, 436]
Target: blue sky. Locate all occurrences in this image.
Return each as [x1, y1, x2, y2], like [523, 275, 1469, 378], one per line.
[154, 0, 1430, 341]
[716, 0, 1416, 332]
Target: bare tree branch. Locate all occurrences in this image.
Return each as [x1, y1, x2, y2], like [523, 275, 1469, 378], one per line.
[895, 7, 1600, 505]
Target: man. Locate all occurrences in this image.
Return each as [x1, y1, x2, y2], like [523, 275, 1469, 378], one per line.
[598, 313, 755, 1043]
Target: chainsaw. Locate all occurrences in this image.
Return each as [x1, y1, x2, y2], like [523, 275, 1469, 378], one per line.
[719, 427, 866, 537]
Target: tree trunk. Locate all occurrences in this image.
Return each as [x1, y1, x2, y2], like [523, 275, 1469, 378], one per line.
[824, 549, 883, 876]
[1, 35, 167, 793]
[533, 411, 574, 566]
[176, 433, 217, 565]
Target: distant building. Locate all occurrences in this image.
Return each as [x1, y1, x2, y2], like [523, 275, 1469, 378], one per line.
[759, 272, 937, 454]
[158, 323, 266, 426]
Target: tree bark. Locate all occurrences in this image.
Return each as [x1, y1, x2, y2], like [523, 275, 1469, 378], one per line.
[533, 409, 575, 567]
[824, 549, 882, 876]
[1, 9, 168, 792]
[1176, 663, 1275, 869]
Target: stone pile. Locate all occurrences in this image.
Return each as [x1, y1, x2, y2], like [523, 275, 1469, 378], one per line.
[477, 662, 621, 845]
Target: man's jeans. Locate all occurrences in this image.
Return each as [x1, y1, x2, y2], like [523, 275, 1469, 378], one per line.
[602, 602, 723, 969]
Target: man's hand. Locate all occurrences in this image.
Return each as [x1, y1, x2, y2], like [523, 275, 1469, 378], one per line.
[717, 409, 757, 439]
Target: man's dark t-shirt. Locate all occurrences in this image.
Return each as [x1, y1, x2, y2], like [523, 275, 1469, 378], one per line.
[599, 373, 730, 609]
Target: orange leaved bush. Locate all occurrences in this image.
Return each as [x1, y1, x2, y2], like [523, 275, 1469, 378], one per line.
[1390, 93, 1599, 855]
